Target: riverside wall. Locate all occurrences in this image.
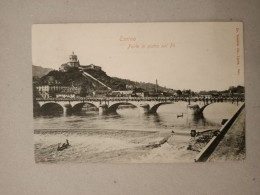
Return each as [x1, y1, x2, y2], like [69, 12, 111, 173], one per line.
[194, 103, 245, 162]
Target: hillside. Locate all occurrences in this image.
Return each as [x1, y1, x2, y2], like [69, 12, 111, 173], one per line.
[112, 77, 171, 92]
[32, 65, 53, 78]
[35, 67, 173, 96]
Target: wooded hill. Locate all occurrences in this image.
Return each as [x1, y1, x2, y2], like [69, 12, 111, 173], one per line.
[34, 67, 173, 93]
[32, 65, 53, 78]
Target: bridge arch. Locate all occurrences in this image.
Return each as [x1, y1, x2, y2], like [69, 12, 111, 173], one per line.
[198, 101, 240, 114]
[72, 102, 98, 112]
[149, 102, 169, 114]
[197, 103, 213, 114]
[40, 102, 65, 114]
[107, 102, 137, 114]
[194, 101, 240, 116]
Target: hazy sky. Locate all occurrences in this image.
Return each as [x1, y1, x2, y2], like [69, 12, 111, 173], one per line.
[32, 23, 244, 91]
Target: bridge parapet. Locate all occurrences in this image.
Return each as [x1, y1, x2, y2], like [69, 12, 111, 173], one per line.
[35, 96, 244, 103]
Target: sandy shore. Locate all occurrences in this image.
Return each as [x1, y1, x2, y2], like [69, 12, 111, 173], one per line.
[34, 129, 198, 163]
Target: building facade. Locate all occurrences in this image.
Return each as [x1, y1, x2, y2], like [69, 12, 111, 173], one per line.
[36, 84, 80, 99]
[79, 64, 102, 71]
[36, 85, 63, 98]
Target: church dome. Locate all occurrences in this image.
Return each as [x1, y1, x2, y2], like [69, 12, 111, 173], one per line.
[69, 52, 78, 62]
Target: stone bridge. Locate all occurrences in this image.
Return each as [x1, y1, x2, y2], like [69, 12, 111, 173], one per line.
[35, 97, 173, 115]
[35, 97, 244, 115]
[186, 97, 243, 115]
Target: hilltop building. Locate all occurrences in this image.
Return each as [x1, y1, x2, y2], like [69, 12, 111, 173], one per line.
[80, 64, 102, 71]
[59, 52, 102, 72]
[68, 52, 80, 67]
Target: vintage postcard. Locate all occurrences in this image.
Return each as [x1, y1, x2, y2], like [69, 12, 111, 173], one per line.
[32, 22, 245, 163]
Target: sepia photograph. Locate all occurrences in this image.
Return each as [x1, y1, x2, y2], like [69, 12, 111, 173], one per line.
[32, 22, 245, 163]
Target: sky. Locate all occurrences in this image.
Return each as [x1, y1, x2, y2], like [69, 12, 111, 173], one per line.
[32, 23, 244, 92]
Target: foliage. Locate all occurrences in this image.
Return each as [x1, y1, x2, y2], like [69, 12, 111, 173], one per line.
[176, 90, 182, 96]
[228, 85, 245, 94]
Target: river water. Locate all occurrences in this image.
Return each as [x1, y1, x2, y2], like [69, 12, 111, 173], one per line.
[34, 102, 242, 163]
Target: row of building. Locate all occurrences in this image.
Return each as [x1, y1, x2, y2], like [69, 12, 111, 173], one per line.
[35, 84, 164, 99]
[35, 85, 147, 99]
[36, 85, 81, 99]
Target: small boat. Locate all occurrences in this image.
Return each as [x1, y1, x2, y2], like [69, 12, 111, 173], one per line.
[57, 139, 70, 151]
[177, 113, 183, 118]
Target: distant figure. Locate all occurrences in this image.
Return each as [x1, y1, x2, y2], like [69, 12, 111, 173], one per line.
[190, 130, 197, 137]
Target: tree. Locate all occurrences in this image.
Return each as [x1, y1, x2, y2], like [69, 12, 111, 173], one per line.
[176, 90, 182, 96]
[229, 85, 245, 94]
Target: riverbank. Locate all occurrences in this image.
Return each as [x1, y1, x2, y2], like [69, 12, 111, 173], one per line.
[34, 129, 198, 163]
[207, 108, 245, 162]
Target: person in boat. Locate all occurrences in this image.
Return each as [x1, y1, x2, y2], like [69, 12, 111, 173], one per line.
[66, 139, 70, 146]
[57, 139, 70, 151]
[57, 143, 62, 151]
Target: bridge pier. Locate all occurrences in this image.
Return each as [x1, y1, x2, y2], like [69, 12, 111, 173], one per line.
[99, 103, 108, 115]
[62, 104, 72, 115]
[187, 104, 200, 115]
[138, 103, 150, 114]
